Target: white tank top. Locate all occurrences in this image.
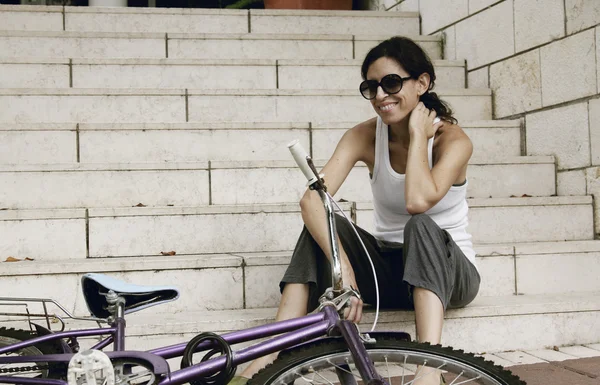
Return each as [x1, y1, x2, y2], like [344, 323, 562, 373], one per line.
[369, 117, 477, 267]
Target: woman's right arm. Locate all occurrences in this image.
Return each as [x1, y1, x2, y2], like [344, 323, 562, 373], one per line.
[298, 123, 371, 322]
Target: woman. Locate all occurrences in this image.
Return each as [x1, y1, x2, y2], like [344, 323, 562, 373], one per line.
[229, 35, 481, 385]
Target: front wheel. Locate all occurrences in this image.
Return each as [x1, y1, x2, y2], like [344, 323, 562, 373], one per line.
[248, 334, 526, 385]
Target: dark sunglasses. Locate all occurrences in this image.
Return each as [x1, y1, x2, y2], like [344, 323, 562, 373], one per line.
[359, 74, 414, 100]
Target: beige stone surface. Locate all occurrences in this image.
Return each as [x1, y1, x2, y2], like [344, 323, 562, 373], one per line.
[387, 0, 418, 12]
[468, 204, 593, 243]
[0, 63, 69, 88]
[514, 0, 565, 52]
[312, 121, 522, 162]
[442, 26, 456, 60]
[566, 0, 600, 34]
[526, 102, 590, 170]
[75, 268, 244, 313]
[468, 66, 488, 88]
[490, 49, 542, 118]
[245, 265, 287, 308]
[557, 169, 587, 196]
[465, 125, 521, 160]
[0, 93, 186, 124]
[188, 91, 491, 124]
[0, 8, 63, 31]
[355, 36, 442, 61]
[455, 0, 515, 69]
[584, 167, 600, 234]
[526, 348, 578, 362]
[278, 63, 360, 90]
[65, 9, 248, 34]
[590, 98, 600, 165]
[0, 33, 166, 59]
[0, 168, 209, 209]
[495, 351, 547, 365]
[0, 131, 76, 164]
[169, 36, 353, 60]
[211, 168, 305, 205]
[0, 275, 80, 314]
[469, 0, 502, 14]
[420, 0, 468, 34]
[559, 345, 600, 357]
[466, 161, 555, 198]
[72, 63, 276, 89]
[0, 218, 87, 260]
[79, 127, 310, 163]
[88, 211, 305, 257]
[540, 29, 596, 106]
[516, 253, 600, 294]
[355, 198, 594, 243]
[598, 28, 600, 96]
[250, 11, 419, 36]
[476, 255, 515, 296]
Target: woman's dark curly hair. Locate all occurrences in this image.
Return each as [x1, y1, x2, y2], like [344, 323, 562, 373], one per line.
[361, 36, 457, 124]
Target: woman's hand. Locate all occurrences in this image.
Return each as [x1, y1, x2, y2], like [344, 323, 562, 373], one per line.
[408, 102, 443, 139]
[342, 264, 363, 323]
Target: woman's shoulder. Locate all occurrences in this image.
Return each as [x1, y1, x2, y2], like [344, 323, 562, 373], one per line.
[346, 117, 377, 142]
[433, 120, 473, 162]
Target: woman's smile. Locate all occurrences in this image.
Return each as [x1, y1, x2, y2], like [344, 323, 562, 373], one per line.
[378, 102, 398, 112]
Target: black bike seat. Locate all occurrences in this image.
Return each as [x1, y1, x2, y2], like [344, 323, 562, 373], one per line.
[81, 273, 180, 318]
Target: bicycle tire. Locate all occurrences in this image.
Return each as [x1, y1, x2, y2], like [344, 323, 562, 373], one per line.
[0, 327, 65, 379]
[248, 334, 526, 385]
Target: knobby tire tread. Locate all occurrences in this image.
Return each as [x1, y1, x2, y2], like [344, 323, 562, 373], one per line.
[248, 334, 526, 385]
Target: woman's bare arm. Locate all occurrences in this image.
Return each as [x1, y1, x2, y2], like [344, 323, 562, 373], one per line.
[404, 104, 472, 214]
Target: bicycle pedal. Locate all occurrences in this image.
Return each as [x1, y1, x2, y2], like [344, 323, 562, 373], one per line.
[67, 349, 115, 385]
[360, 333, 377, 344]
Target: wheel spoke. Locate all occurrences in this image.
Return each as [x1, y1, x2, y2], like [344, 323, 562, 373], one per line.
[249, 338, 524, 385]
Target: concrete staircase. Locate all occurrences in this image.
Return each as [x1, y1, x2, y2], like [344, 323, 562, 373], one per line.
[1, 4, 600, 355]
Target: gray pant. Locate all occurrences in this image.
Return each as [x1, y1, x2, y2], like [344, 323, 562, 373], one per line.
[280, 213, 480, 312]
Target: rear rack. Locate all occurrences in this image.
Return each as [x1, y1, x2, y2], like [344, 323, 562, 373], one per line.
[0, 297, 108, 332]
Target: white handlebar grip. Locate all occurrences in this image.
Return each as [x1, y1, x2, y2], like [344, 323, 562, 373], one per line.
[288, 140, 318, 184]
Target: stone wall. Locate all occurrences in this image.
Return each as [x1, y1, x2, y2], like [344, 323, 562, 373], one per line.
[371, 0, 600, 233]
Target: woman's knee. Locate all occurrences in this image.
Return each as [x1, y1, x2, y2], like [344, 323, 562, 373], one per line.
[404, 213, 436, 235]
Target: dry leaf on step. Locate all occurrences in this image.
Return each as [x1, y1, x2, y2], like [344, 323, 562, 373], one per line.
[134, 203, 147, 207]
[5, 257, 20, 262]
[24, 257, 35, 261]
[161, 251, 176, 256]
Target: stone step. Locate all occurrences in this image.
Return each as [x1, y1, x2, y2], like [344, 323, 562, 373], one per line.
[311, 120, 523, 162]
[209, 157, 556, 204]
[122, 292, 600, 354]
[0, 198, 593, 260]
[3, 240, 600, 331]
[0, 88, 491, 124]
[0, 58, 465, 90]
[356, 196, 594, 244]
[0, 157, 554, 209]
[0, 120, 521, 165]
[0, 5, 63, 32]
[0, 31, 442, 60]
[1, 5, 420, 36]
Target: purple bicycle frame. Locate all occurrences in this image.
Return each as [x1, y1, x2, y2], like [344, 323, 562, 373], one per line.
[0, 150, 393, 385]
[0, 305, 389, 385]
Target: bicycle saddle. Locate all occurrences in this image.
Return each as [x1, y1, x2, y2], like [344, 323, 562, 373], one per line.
[81, 273, 180, 318]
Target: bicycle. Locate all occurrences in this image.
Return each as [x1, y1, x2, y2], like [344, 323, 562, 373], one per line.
[0, 142, 526, 385]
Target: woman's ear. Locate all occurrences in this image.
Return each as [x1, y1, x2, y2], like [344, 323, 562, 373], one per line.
[416, 73, 431, 96]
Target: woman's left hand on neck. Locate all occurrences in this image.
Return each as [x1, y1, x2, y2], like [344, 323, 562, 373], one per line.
[408, 101, 443, 139]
